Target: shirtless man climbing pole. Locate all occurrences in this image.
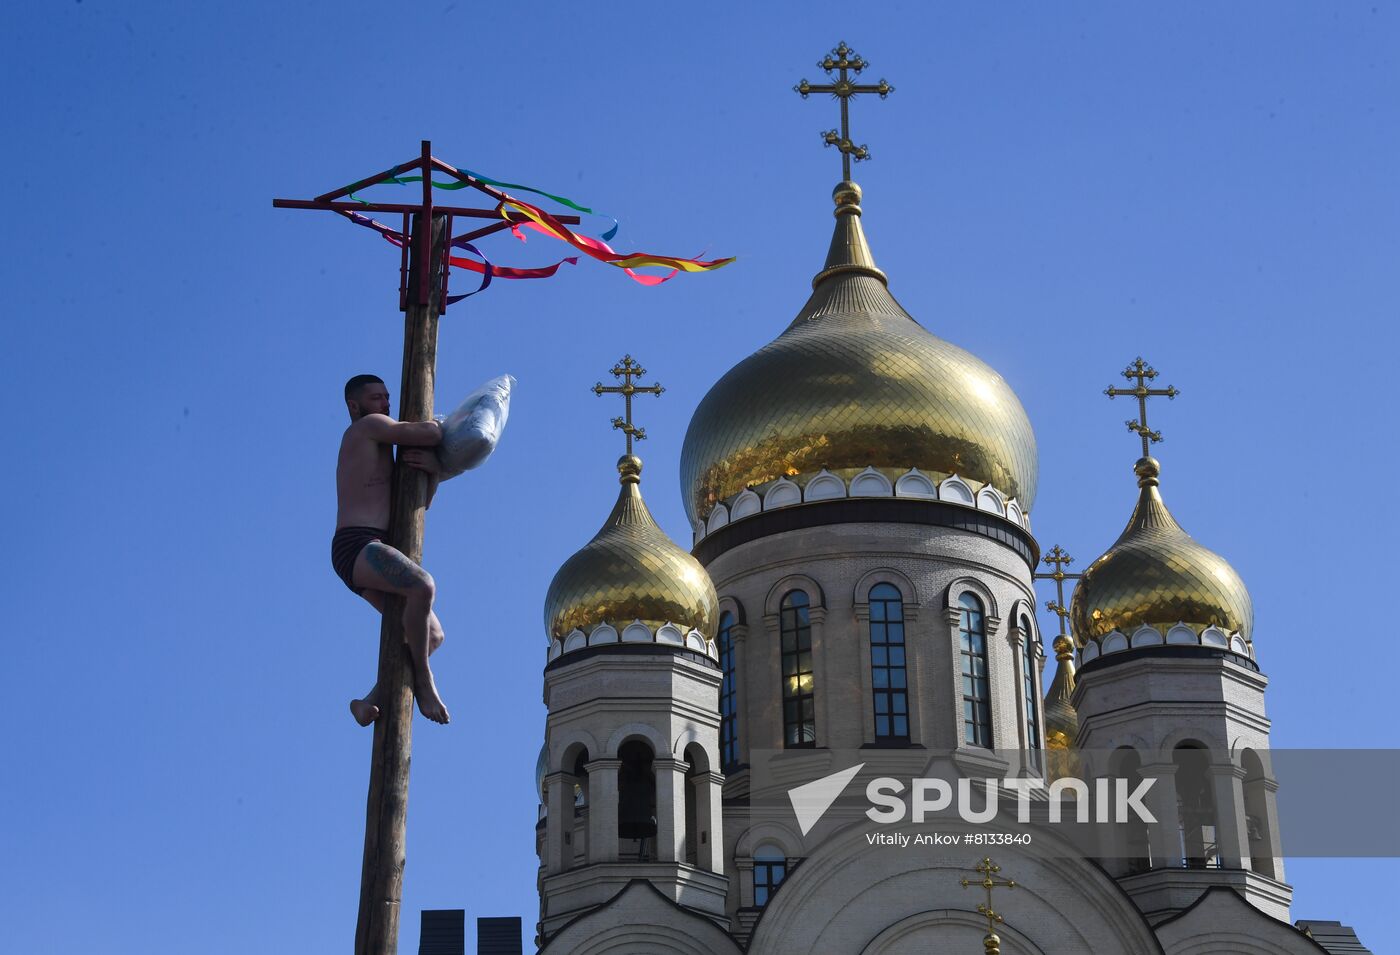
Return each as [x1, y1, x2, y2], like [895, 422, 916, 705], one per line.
[332, 373, 450, 726]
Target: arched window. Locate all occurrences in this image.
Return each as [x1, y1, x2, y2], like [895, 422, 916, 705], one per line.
[1110, 747, 1151, 875]
[718, 611, 739, 770]
[753, 844, 789, 906]
[1020, 614, 1040, 767]
[555, 746, 590, 871]
[682, 749, 698, 866]
[780, 591, 816, 748]
[869, 583, 909, 743]
[617, 741, 656, 861]
[571, 749, 590, 810]
[959, 593, 992, 747]
[1242, 749, 1278, 878]
[1174, 743, 1221, 869]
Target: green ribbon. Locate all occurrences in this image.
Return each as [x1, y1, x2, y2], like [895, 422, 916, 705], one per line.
[346, 168, 614, 239]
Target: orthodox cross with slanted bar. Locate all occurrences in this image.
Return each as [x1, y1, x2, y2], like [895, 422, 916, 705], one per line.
[794, 42, 895, 180]
[1035, 545, 1081, 638]
[1105, 357, 1179, 458]
[593, 355, 664, 455]
[960, 856, 1017, 955]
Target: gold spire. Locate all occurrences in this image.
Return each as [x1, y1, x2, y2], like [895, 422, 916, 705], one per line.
[1035, 547, 1082, 772]
[1043, 636, 1081, 778]
[794, 42, 892, 288]
[1044, 636, 1078, 737]
[794, 41, 895, 181]
[545, 362, 717, 640]
[1072, 362, 1253, 643]
[813, 180, 887, 288]
[960, 858, 1016, 955]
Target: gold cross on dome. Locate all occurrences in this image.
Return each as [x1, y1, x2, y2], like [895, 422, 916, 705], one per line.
[593, 355, 664, 455]
[960, 857, 1017, 954]
[794, 41, 895, 181]
[1105, 357, 1179, 458]
[1034, 545, 1082, 638]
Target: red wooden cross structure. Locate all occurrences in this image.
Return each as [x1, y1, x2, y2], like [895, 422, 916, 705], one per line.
[274, 139, 580, 312]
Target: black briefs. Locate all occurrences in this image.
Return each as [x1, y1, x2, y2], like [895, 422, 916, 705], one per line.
[331, 526, 384, 595]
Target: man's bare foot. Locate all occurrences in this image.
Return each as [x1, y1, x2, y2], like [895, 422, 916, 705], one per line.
[350, 698, 380, 726]
[413, 666, 450, 724]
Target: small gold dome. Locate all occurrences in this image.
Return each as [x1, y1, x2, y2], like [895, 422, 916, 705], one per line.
[544, 455, 718, 639]
[1043, 636, 1079, 748]
[679, 182, 1037, 526]
[1043, 636, 1081, 780]
[1070, 458, 1253, 643]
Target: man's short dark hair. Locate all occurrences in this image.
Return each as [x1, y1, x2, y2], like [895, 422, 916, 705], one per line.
[344, 374, 385, 401]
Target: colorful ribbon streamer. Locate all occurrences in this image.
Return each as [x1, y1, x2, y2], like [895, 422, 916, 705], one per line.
[497, 197, 734, 281]
[512, 220, 676, 286]
[340, 211, 576, 296]
[349, 167, 618, 240]
[339, 168, 733, 293]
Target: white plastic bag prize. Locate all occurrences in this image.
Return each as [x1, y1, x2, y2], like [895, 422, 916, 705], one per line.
[434, 374, 514, 480]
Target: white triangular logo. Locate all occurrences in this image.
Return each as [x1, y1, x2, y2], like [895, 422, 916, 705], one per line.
[787, 763, 865, 836]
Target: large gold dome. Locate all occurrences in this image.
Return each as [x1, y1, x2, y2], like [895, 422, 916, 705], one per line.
[680, 182, 1037, 526]
[544, 455, 718, 639]
[1070, 458, 1253, 643]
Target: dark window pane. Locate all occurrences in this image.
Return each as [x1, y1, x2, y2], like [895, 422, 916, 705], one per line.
[718, 612, 739, 770]
[869, 583, 909, 741]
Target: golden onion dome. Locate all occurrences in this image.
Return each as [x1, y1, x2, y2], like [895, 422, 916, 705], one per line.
[1043, 636, 1081, 780]
[544, 454, 718, 640]
[1070, 457, 1253, 643]
[679, 181, 1037, 527]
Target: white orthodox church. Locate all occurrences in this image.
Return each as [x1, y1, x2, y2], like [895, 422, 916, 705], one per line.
[525, 73, 1373, 953]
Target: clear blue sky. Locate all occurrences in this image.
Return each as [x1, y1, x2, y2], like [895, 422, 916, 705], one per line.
[3, 3, 1396, 952]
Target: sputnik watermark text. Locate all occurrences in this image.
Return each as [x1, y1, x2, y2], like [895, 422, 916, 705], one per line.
[864, 776, 1156, 825]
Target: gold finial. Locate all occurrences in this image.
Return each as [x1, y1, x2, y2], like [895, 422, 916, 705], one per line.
[960, 857, 1016, 955]
[1134, 455, 1162, 488]
[1105, 357, 1179, 459]
[1034, 545, 1082, 640]
[593, 355, 664, 456]
[617, 454, 643, 485]
[794, 41, 895, 181]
